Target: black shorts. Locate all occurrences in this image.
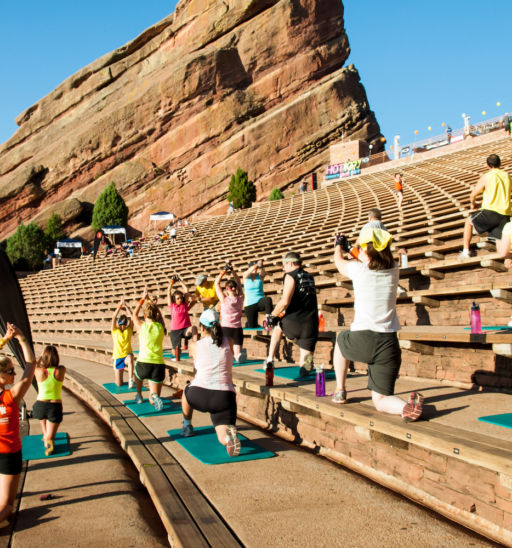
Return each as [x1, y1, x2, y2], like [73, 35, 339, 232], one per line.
[0, 450, 22, 475]
[471, 209, 510, 240]
[337, 330, 401, 396]
[170, 328, 191, 349]
[135, 361, 165, 384]
[222, 326, 243, 346]
[281, 316, 318, 352]
[184, 385, 237, 427]
[32, 401, 63, 423]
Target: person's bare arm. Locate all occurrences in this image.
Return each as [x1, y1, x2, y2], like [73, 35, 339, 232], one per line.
[167, 281, 173, 308]
[334, 246, 352, 278]
[231, 269, 244, 297]
[470, 175, 487, 210]
[5, 324, 37, 404]
[132, 287, 148, 329]
[242, 264, 256, 281]
[214, 271, 225, 305]
[271, 274, 295, 317]
[111, 300, 123, 332]
[497, 231, 512, 259]
[54, 365, 66, 382]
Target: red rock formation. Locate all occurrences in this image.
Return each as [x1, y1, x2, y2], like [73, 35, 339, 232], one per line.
[0, 0, 383, 241]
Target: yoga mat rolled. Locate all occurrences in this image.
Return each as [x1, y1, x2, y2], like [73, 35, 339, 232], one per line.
[168, 425, 276, 465]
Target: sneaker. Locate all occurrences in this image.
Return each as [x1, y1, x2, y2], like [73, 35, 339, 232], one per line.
[128, 378, 135, 390]
[508, 316, 512, 328]
[459, 249, 471, 259]
[397, 285, 407, 296]
[135, 393, 144, 404]
[180, 422, 194, 437]
[237, 349, 247, 364]
[402, 392, 424, 422]
[151, 393, 163, 412]
[332, 389, 347, 404]
[299, 354, 314, 378]
[225, 425, 241, 457]
[45, 440, 54, 456]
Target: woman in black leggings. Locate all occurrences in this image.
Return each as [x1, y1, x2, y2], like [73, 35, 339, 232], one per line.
[242, 260, 273, 328]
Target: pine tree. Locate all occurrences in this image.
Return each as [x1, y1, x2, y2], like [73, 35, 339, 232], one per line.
[44, 213, 66, 252]
[269, 187, 284, 201]
[91, 182, 128, 231]
[6, 223, 47, 270]
[227, 167, 256, 209]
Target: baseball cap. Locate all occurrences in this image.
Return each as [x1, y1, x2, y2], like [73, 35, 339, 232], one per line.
[200, 308, 219, 327]
[359, 227, 392, 252]
[195, 274, 207, 286]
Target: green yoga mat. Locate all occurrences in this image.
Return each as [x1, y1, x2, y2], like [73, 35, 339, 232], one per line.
[463, 326, 512, 331]
[168, 426, 276, 465]
[125, 398, 181, 417]
[22, 432, 71, 461]
[254, 366, 336, 382]
[102, 382, 148, 395]
[134, 350, 190, 359]
[478, 413, 512, 429]
[243, 327, 265, 332]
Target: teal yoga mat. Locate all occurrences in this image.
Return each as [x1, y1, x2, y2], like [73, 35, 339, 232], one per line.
[254, 366, 336, 382]
[125, 398, 181, 417]
[478, 413, 512, 429]
[102, 382, 148, 395]
[233, 359, 265, 367]
[134, 350, 190, 360]
[168, 425, 276, 465]
[22, 432, 71, 461]
[463, 326, 512, 331]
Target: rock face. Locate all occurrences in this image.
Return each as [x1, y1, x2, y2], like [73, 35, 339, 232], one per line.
[0, 0, 383, 240]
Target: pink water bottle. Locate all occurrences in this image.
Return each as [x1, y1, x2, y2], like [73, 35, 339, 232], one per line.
[470, 302, 482, 334]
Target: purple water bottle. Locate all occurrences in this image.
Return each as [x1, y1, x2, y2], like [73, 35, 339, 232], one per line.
[315, 366, 326, 397]
[470, 301, 482, 334]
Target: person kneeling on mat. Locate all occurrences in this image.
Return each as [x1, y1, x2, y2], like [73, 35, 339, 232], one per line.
[180, 309, 240, 457]
[32, 345, 66, 456]
[332, 228, 424, 421]
[132, 289, 165, 411]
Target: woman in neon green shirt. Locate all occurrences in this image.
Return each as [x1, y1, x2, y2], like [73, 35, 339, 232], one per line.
[132, 288, 165, 411]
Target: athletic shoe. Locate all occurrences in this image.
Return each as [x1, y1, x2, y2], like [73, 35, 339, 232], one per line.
[299, 354, 314, 378]
[508, 316, 512, 328]
[237, 349, 247, 364]
[151, 393, 163, 412]
[45, 440, 54, 456]
[180, 423, 194, 437]
[135, 393, 144, 404]
[332, 389, 347, 404]
[459, 249, 471, 259]
[128, 378, 135, 390]
[225, 425, 241, 457]
[402, 392, 424, 422]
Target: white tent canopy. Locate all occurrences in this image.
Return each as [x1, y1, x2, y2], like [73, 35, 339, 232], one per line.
[149, 211, 174, 222]
[102, 225, 127, 241]
[56, 238, 82, 249]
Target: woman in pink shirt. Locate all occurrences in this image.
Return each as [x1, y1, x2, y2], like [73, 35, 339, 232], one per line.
[214, 264, 246, 363]
[180, 309, 240, 456]
[167, 277, 197, 356]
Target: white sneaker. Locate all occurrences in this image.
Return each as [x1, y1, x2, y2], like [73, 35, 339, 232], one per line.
[151, 393, 163, 412]
[459, 249, 471, 259]
[128, 378, 135, 390]
[135, 393, 144, 404]
[508, 317, 512, 328]
[237, 349, 247, 364]
[225, 425, 241, 457]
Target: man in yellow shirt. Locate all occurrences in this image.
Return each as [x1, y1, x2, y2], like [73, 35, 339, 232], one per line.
[111, 299, 135, 388]
[460, 154, 512, 259]
[195, 274, 219, 309]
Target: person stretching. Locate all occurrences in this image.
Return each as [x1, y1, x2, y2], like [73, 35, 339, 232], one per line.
[32, 346, 65, 456]
[111, 298, 135, 388]
[215, 265, 246, 363]
[0, 324, 36, 526]
[167, 277, 197, 358]
[242, 260, 273, 328]
[180, 309, 240, 457]
[332, 228, 424, 422]
[132, 289, 165, 411]
[394, 173, 404, 209]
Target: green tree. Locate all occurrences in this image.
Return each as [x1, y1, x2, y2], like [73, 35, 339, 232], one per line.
[227, 167, 256, 209]
[6, 223, 47, 270]
[91, 182, 129, 231]
[44, 213, 66, 252]
[269, 187, 284, 201]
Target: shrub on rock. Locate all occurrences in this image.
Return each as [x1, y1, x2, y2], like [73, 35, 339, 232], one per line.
[227, 168, 256, 209]
[91, 182, 128, 231]
[6, 223, 47, 270]
[269, 187, 284, 201]
[44, 213, 66, 252]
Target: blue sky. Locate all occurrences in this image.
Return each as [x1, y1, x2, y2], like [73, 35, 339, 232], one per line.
[1, 1, 511, 148]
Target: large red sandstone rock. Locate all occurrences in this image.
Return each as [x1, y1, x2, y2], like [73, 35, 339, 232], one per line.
[0, 0, 383, 240]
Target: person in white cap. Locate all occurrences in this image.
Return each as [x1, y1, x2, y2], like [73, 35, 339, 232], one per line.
[331, 227, 424, 422]
[179, 309, 240, 456]
[194, 274, 219, 310]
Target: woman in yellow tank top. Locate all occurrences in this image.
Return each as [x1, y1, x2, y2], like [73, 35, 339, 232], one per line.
[33, 346, 66, 456]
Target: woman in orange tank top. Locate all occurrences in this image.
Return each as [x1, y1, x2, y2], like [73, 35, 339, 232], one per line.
[0, 324, 36, 526]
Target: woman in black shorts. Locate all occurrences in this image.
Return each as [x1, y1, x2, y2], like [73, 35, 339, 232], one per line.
[0, 324, 36, 525]
[179, 309, 240, 457]
[32, 346, 66, 456]
[332, 228, 424, 421]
